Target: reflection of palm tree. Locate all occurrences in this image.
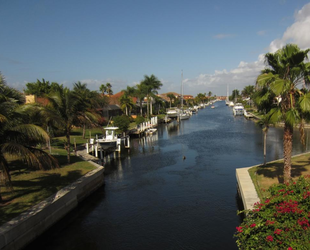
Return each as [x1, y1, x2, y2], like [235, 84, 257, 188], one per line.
[256, 44, 310, 183]
[0, 76, 58, 201]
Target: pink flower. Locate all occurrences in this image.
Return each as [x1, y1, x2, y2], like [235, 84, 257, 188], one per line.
[266, 235, 273, 242]
[250, 223, 256, 228]
[236, 226, 243, 233]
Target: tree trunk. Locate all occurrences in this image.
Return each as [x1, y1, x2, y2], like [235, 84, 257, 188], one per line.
[147, 95, 149, 118]
[283, 123, 293, 183]
[150, 98, 153, 116]
[126, 106, 128, 116]
[140, 100, 143, 116]
[66, 131, 71, 164]
[82, 124, 86, 139]
[263, 130, 267, 166]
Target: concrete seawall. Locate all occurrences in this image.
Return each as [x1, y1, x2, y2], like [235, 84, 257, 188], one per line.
[0, 161, 104, 250]
[236, 167, 260, 211]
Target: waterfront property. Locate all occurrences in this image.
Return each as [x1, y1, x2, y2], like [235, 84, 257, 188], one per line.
[21, 101, 310, 250]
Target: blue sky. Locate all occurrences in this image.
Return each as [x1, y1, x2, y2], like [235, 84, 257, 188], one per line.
[1, 0, 310, 96]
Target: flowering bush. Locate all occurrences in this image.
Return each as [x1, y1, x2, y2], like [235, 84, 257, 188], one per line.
[235, 176, 310, 249]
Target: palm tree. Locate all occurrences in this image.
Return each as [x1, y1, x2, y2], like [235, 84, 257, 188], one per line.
[257, 112, 275, 166]
[208, 91, 212, 100]
[167, 93, 175, 108]
[45, 87, 94, 163]
[106, 83, 113, 95]
[136, 83, 147, 116]
[120, 93, 134, 116]
[0, 75, 58, 201]
[141, 75, 163, 118]
[99, 84, 107, 95]
[256, 44, 310, 183]
[73, 82, 100, 138]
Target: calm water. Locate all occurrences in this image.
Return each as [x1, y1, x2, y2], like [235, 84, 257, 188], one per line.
[26, 101, 310, 250]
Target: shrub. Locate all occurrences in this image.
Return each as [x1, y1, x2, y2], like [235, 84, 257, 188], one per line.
[135, 116, 145, 125]
[112, 115, 130, 133]
[235, 176, 310, 249]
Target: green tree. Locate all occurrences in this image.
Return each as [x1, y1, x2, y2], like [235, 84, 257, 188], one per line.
[24, 79, 63, 97]
[167, 93, 175, 108]
[257, 112, 275, 166]
[45, 87, 92, 163]
[73, 81, 100, 138]
[241, 85, 255, 98]
[141, 74, 163, 118]
[120, 93, 134, 116]
[256, 44, 310, 183]
[0, 74, 58, 201]
[136, 83, 147, 116]
[99, 84, 107, 95]
[113, 116, 130, 133]
[231, 89, 240, 101]
[106, 82, 113, 95]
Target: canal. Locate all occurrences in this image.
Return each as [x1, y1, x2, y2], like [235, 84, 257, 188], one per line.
[26, 101, 310, 250]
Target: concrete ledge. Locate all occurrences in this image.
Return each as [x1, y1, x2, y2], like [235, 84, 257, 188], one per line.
[0, 163, 104, 250]
[236, 167, 260, 211]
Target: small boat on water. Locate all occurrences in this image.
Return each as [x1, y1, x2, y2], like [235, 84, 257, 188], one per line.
[96, 127, 119, 149]
[167, 109, 179, 118]
[233, 103, 244, 116]
[179, 110, 190, 120]
[211, 105, 215, 109]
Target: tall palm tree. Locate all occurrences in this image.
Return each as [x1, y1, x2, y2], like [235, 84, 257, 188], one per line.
[257, 112, 275, 166]
[167, 93, 175, 108]
[256, 44, 310, 183]
[46, 87, 93, 163]
[120, 93, 134, 116]
[99, 84, 107, 95]
[73, 82, 100, 138]
[141, 75, 163, 118]
[106, 83, 113, 95]
[136, 83, 147, 116]
[0, 76, 58, 201]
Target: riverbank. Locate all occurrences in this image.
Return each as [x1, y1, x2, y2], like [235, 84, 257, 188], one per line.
[236, 151, 310, 211]
[0, 158, 104, 250]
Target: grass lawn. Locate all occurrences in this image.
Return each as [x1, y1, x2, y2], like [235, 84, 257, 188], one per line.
[248, 152, 310, 201]
[0, 128, 103, 226]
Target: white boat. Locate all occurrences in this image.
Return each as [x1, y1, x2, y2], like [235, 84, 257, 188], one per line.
[211, 105, 215, 109]
[167, 109, 179, 118]
[233, 103, 244, 116]
[229, 101, 234, 107]
[179, 110, 190, 120]
[96, 127, 119, 149]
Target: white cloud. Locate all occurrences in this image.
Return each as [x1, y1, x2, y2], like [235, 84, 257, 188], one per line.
[269, 3, 310, 52]
[182, 3, 310, 96]
[180, 55, 264, 96]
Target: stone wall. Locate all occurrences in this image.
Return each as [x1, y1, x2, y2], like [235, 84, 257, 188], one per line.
[0, 162, 104, 250]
